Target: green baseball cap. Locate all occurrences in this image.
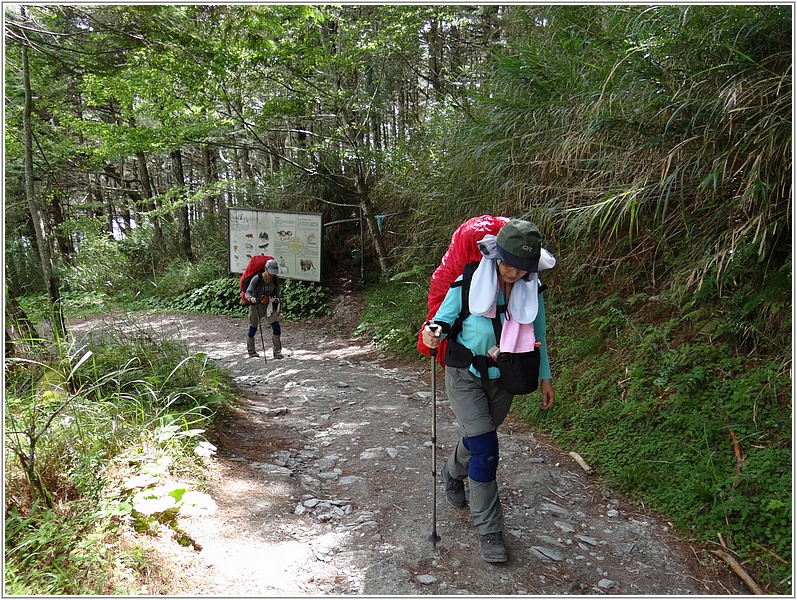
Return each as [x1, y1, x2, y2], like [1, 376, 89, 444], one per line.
[495, 219, 542, 272]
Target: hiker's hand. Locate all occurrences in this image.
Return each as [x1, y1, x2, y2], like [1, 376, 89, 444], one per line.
[261, 295, 270, 305]
[422, 323, 441, 350]
[540, 379, 554, 410]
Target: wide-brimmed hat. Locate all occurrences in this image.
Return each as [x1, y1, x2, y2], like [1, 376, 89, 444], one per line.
[495, 219, 542, 273]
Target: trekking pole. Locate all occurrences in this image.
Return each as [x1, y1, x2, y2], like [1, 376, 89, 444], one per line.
[427, 324, 441, 547]
[258, 302, 267, 365]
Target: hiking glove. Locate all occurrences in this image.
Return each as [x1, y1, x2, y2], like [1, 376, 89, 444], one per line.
[261, 295, 270, 305]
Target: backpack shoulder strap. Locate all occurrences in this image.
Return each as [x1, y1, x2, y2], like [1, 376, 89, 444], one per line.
[452, 261, 479, 319]
[447, 261, 480, 340]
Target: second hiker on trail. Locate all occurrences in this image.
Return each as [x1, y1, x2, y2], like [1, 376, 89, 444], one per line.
[421, 217, 557, 564]
[241, 255, 284, 360]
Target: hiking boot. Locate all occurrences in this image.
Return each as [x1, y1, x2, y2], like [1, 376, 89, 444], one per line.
[479, 531, 508, 563]
[441, 463, 466, 508]
[246, 336, 259, 357]
[272, 335, 284, 359]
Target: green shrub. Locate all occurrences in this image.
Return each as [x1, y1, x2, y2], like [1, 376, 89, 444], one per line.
[279, 279, 330, 320]
[58, 233, 133, 295]
[156, 276, 242, 316]
[144, 276, 331, 320]
[513, 291, 792, 592]
[4, 320, 236, 594]
[148, 259, 224, 299]
[5, 235, 44, 296]
[115, 225, 160, 282]
[357, 278, 428, 355]
[4, 502, 121, 595]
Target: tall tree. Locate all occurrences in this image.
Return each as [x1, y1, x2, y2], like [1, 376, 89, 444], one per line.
[15, 8, 66, 338]
[170, 148, 193, 261]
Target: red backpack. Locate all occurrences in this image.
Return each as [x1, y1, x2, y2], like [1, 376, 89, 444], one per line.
[239, 255, 274, 304]
[417, 215, 509, 367]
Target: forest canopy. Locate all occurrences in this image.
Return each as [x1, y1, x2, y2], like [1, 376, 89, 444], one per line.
[5, 5, 790, 296]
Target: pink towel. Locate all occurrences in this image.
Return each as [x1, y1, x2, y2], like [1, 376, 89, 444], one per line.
[500, 307, 536, 352]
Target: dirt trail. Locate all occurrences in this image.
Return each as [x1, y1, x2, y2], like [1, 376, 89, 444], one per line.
[70, 305, 744, 596]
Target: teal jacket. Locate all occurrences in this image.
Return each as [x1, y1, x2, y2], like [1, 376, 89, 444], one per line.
[432, 276, 552, 381]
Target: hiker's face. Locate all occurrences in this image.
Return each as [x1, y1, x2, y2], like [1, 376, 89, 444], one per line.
[498, 261, 528, 284]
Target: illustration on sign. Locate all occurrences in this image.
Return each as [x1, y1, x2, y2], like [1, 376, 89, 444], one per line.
[228, 209, 322, 283]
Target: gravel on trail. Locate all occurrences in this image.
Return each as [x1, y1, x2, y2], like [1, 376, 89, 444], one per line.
[69, 304, 745, 596]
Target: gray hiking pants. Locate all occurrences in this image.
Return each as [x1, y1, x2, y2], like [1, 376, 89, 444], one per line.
[444, 366, 513, 535]
[248, 301, 280, 330]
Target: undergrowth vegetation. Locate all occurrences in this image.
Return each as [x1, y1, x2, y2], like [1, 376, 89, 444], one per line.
[4, 322, 237, 594]
[5, 245, 332, 594]
[512, 288, 791, 591]
[355, 271, 428, 354]
[21, 276, 331, 323]
[143, 276, 330, 320]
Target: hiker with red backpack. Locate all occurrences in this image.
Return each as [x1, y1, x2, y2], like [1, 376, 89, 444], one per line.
[420, 217, 556, 563]
[240, 255, 284, 360]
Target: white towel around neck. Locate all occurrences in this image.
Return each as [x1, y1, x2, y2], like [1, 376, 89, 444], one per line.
[469, 258, 539, 324]
[468, 235, 556, 325]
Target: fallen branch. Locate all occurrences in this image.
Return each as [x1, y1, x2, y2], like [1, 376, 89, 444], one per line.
[717, 532, 729, 549]
[710, 549, 765, 595]
[753, 542, 788, 565]
[568, 452, 594, 474]
[728, 425, 744, 489]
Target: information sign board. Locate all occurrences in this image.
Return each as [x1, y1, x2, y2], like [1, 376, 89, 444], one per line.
[228, 208, 322, 283]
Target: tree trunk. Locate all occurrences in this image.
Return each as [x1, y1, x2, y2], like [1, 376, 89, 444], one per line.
[128, 138, 163, 248]
[360, 200, 390, 275]
[232, 147, 244, 204]
[21, 37, 66, 340]
[200, 144, 218, 213]
[428, 18, 444, 97]
[171, 148, 193, 261]
[90, 173, 104, 222]
[104, 171, 115, 239]
[134, 147, 163, 247]
[241, 143, 253, 186]
[356, 174, 390, 274]
[118, 158, 132, 231]
[51, 191, 73, 261]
